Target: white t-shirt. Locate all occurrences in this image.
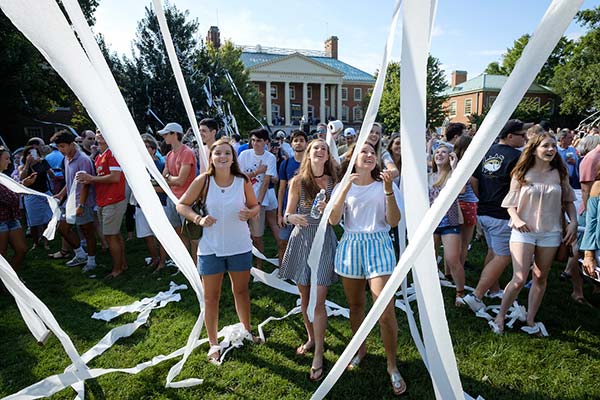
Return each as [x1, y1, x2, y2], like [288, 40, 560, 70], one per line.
[237, 149, 278, 206]
[332, 180, 402, 233]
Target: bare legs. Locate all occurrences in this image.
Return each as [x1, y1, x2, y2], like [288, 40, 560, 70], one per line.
[472, 253, 512, 300]
[437, 233, 465, 296]
[495, 243, 557, 329]
[298, 284, 329, 375]
[342, 275, 399, 374]
[202, 270, 252, 349]
[105, 233, 126, 278]
[0, 228, 28, 272]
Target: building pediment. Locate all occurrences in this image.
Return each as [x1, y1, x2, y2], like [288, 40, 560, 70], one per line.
[249, 52, 343, 78]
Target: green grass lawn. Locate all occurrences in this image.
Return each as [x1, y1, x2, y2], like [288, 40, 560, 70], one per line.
[1, 231, 599, 399]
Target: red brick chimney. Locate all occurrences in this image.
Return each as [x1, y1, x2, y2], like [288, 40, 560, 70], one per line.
[325, 36, 338, 59]
[451, 70, 467, 86]
[206, 26, 221, 49]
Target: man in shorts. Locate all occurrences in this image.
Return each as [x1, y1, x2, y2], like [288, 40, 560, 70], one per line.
[159, 122, 198, 260]
[50, 130, 97, 272]
[277, 130, 307, 266]
[464, 119, 526, 312]
[77, 130, 127, 278]
[238, 128, 278, 269]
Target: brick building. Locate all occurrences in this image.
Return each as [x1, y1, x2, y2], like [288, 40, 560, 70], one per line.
[441, 71, 557, 125]
[206, 27, 375, 127]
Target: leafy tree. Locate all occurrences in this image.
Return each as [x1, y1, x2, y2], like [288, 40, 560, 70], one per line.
[484, 34, 572, 86]
[511, 97, 551, 122]
[202, 41, 263, 135]
[363, 55, 448, 132]
[0, 0, 98, 145]
[551, 6, 600, 115]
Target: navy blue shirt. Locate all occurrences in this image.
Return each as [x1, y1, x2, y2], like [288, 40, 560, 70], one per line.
[278, 156, 301, 212]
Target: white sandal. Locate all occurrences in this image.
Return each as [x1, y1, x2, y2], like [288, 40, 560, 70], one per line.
[521, 322, 549, 337]
[207, 344, 221, 365]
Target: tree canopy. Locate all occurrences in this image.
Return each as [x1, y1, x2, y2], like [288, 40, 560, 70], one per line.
[551, 6, 600, 115]
[363, 55, 448, 132]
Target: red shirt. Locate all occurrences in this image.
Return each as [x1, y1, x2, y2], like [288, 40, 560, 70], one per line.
[94, 149, 125, 207]
[166, 144, 197, 198]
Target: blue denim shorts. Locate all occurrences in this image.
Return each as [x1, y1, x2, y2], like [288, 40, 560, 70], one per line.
[198, 251, 253, 275]
[434, 225, 460, 236]
[0, 219, 22, 233]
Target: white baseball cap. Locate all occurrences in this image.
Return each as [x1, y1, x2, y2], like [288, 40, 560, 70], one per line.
[343, 127, 356, 137]
[158, 122, 184, 135]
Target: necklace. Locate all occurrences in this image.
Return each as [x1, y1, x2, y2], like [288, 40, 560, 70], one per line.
[314, 173, 325, 178]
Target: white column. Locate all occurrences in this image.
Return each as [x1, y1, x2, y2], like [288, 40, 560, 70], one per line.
[337, 83, 343, 122]
[265, 80, 272, 125]
[302, 82, 308, 121]
[320, 83, 326, 123]
[284, 81, 291, 126]
[330, 85, 336, 119]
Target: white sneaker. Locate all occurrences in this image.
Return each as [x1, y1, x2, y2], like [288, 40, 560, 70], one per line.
[463, 294, 485, 313]
[66, 255, 87, 267]
[82, 263, 97, 273]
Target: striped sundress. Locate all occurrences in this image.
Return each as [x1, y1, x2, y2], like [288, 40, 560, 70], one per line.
[278, 177, 338, 286]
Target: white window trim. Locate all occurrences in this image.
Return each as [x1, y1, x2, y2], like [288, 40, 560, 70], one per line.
[352, 106, 363, 122]
[488, 96, 497, 108]
[324, 86, 329, 101]
[307, 85, 312, 100]
[289, 86, 296, 100]
[449, 101, 457, 117]
[271, 84, 278, 100]
[307, 105, 314, 118]
[464, 98, 472, 116]
[341, 87, 348, 101]
[353, 87, 362, 101]
[341, 105, 349, 123]
[271, 104, 280, 117]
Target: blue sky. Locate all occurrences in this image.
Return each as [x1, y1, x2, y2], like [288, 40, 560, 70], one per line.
[95, 0, 600, 83]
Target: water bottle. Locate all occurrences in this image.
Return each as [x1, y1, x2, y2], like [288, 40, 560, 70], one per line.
[310, 189, 326, 219]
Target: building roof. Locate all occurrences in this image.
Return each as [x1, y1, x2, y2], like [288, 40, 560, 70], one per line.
[240, 51, 376, 83]
[441, 73, 554, 97]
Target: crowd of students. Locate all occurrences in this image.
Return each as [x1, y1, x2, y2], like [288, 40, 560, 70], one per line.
[1, 117, 600, 396]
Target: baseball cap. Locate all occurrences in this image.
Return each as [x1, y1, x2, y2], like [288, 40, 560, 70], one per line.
[499, 119, 525, 139]
[344, 127, 356, 137]
[158, 122, 184, 135]
[275, 130, 286, 139]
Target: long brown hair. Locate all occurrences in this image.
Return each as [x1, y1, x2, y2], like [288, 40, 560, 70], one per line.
[341, 142, 382, 182]
[299, 138, 339, 203]
[206, 138, 248, 182]
[453, 135, 472, 161]
[430, 145, 452, 188]
[511, 133, 567, 184]
[385, 132, 401, 173]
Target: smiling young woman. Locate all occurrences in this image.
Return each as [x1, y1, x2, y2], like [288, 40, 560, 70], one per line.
[491, 133, 577, 336]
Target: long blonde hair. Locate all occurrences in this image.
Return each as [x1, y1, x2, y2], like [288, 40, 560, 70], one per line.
[298, 139, 339, 204]
[430, 145, 452, 188]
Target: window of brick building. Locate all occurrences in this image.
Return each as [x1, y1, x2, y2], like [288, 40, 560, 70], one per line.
[24, 127, 43, 138]
[307, 86, 312, 100]
[289, 86, 295, 100]
[342, 106, 349, 122]
[464, 99, 472, 115]
[354, 88, 362, 101]
[449, 101, 457, 117]
[487, 95, 497, 107]
[271, 84, 278, 99]
[353, 106, 363, 121]
[308, 105, 314, 119]
[342, 87, 348, 101]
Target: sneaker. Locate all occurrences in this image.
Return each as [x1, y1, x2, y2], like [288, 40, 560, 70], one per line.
[82, 263, 97, 273]
[463, 294, 485, 313]
[66, 256, 87, 267]
[485, 289, 504, 299]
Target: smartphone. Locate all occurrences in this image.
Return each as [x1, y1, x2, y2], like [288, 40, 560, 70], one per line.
[30, 149, 39, 160]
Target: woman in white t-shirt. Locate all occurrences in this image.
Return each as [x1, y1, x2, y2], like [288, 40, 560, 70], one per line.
[329, 142, 406, 396]
[178, 138, 261, 364]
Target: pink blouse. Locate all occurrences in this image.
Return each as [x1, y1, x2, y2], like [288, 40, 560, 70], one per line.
[501, 169, 575, 233]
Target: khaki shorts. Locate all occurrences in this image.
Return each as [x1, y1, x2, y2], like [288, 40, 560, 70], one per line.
[98, 199, 127, 235]
[248, 206, 266, 237]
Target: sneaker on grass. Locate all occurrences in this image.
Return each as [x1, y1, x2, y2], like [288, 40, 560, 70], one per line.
[463, 294, 485, 313]
[66, 255, 87, 267]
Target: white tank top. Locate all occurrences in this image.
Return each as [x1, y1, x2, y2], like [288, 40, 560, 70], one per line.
[198, 176, 252, 257]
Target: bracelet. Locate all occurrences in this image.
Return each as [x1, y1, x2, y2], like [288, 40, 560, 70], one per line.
[284, 214, 291, 225]
[384, 191, 394, 196]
